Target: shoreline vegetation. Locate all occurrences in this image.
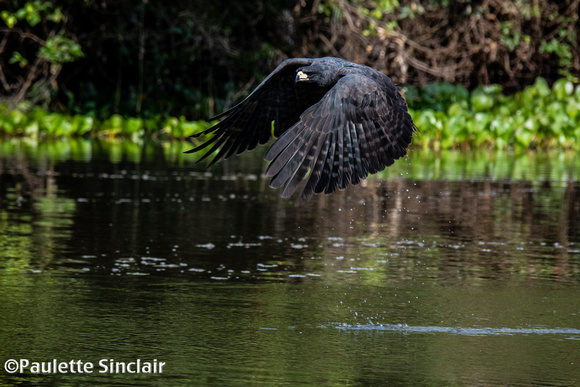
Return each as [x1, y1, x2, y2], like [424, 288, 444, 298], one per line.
[1, 1, 579, 151]
[1, 77, 579, 150]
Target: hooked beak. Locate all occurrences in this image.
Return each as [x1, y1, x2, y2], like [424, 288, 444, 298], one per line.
[296, 71, 309, 82]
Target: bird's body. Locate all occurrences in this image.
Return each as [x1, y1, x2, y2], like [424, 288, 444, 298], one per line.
[187, 57, 417, 204]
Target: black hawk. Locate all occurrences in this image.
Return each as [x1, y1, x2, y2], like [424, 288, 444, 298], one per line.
[186, 57, 417, 204]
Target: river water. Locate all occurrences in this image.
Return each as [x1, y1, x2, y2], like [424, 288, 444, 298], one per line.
[1, 139, 579, 385]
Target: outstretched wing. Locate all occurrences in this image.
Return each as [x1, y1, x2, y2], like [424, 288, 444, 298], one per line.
[185, 58, 316, 165]
[264, 73, 416, 204]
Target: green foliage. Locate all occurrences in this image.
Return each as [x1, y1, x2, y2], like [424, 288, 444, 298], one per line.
[0, 103, 212, 141]
[2, 0, 84, 107]
[350, 0, 408, 36]
[499, 22, 530, 51]
[38, 35, 84, 65]
[1, 1, 62, 28]
[9, 51, 28, 67]
[540, 35, 577, 82]
[1, 78, 579, 151]
[2, 0, 578, 119]
[407, 78, 580, 150]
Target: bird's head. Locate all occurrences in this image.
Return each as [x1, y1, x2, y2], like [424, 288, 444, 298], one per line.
[295, 59, 343, 88]
[295, 68, 316, 84]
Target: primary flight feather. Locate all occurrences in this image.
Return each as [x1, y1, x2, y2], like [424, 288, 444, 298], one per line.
[186, 57, 417, 204]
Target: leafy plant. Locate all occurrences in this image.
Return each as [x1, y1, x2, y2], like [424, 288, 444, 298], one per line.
[1, 1, 83, 107]
[39, 35, 84, 65]
[407, 77, 580, 150]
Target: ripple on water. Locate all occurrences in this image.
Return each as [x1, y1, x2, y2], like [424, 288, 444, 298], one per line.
[335, 323, 580, 339]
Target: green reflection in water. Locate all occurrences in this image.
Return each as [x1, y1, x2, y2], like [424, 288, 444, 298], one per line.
[1, 139, 579, 281]
[1, 138, 580, 385]
[1, 138, 579, 181]
[0, 274, 578, 385]
[0, 195, 75, 272]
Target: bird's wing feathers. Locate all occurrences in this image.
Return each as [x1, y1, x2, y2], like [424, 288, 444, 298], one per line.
[265, 73, 416, 204]
[185, 58, 315, 165]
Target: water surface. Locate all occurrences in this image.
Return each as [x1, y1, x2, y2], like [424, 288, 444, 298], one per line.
[1, 139, 579, 385]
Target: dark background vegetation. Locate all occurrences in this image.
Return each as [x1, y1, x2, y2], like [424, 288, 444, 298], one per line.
[1, 0, 579, 120]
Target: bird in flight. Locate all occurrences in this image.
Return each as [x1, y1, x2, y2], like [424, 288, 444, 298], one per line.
[186, 57, 417, 204]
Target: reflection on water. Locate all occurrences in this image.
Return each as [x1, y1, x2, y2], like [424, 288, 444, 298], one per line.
[1, 139, 579, 385]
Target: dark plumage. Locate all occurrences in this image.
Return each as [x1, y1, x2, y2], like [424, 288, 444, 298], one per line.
[186, 57, 417, 204]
